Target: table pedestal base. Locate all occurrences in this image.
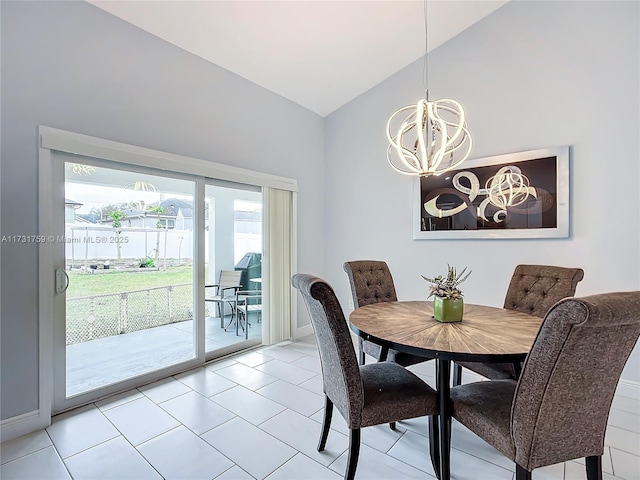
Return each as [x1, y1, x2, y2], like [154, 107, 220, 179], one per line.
[437, 358, 451, 480]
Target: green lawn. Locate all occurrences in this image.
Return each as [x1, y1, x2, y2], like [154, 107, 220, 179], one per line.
[67, 265, 194, 298]
[66, 265, 201, 344]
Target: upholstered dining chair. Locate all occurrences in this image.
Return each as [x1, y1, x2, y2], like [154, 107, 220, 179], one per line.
[450, 291, 640, 480]
[453, 264, 584, 385]
[344, 260, 436, 368]
[292, 273, 440, 480]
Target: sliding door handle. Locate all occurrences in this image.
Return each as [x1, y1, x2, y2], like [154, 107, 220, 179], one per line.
[55, 269, 69, 294]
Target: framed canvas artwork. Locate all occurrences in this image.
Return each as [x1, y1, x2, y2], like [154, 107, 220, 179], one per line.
[413, 146, 569, 239]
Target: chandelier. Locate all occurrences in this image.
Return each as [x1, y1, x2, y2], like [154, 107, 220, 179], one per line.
[386, 1, 472, 177]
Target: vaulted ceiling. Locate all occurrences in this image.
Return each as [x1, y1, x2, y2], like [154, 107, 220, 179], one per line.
[89, 1, 509, 116]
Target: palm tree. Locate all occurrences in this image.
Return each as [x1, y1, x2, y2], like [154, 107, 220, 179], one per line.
[146, 205, 168, 267]
[109, 210, 125, 261]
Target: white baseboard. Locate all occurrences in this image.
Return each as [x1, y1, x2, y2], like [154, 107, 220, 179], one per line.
[616, 379, 640, 400]
[293, 324, 313, 340]
[0, 410, 49, 443]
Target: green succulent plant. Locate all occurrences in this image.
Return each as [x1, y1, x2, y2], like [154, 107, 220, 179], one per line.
[422, 264, 471, 300]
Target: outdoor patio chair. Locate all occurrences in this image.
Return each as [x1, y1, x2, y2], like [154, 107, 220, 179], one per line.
[205, 270, 242, 328]
[235, 289, 262, 339]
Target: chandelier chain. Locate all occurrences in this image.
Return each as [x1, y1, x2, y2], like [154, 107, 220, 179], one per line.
[386, 0, 472, 177]
[423, 0, 429, 100]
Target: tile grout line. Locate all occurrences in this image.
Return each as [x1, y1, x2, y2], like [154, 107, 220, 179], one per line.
[45, 429, 74, 480]
[93, 401, 168, 479]
[0, 439, 52, 467]
[607, 445, 617, 479]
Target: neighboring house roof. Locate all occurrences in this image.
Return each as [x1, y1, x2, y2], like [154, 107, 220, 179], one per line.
[76, 213, 100, 223]
[92, 198, 259, 224]
[65, 198, 83, 207]
[157, 198, 193, 217]
[111, 198, 196, 219]
[74, 215, 94, 224]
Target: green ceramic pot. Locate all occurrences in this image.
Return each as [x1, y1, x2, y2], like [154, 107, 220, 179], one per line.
[433, 297, 464, 323]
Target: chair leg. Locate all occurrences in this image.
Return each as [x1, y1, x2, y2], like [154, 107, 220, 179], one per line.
[452, 363, 463, 386]
[515, 464, 532, 480]
[317, 396, 333, 452]
[513, 361, 523, 380]
[224, 300, 239, 332]
[345, 428, 361, 480]
[585, 456, 603, 480]
[428, 415, 440, 479]
[383, 344, 394, 431]
[236, 311, 245, 336]
[377, 345, 389, 362]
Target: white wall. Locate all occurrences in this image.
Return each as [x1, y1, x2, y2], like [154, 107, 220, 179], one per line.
[324, 1, 640, 381]
[2, 0, 638, 427]
[0, 1, 324, 421]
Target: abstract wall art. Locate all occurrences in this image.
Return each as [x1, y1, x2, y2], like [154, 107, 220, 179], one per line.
[413, 147, 570, 239]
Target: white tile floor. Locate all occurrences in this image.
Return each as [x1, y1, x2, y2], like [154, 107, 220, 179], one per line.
[2, 335, 639, 480]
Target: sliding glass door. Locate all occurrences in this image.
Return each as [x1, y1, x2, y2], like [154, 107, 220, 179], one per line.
[54, 157, 200, 408]
[41, 126, 296, 415]
[204, 182, 263, 355]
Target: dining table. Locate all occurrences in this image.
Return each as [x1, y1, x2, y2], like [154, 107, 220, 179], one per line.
[349, 300, 543, 480]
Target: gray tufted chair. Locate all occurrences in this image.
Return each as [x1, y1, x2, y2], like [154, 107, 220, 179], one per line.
[292, 273, 439, 480]
[344, 260, 436, 368]
[450, 291, 640, 480]
[454, 264, 584, 385]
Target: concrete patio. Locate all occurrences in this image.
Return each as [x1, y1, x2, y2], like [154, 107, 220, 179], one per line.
[66, 314, 261, 396]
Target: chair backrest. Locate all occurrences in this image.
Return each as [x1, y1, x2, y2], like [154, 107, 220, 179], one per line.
[292, 274, 363, 426]
[503, 264, 584, 317]
[343, 260, 398, 308]
[511, 291, 640, 471]
[237, 290, 262, 309]
[219, 270, 242, 289]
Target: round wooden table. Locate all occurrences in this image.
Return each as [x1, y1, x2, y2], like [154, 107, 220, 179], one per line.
[349, 301, 542, 480]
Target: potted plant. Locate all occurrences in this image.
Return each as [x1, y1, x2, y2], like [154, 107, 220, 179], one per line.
[422, 265, 471, 322]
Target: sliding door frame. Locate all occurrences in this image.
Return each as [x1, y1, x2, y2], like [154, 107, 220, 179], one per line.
[203, 179, 264, 357]
[50, 153, 205, 412]
[38, 126, 297, 419]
